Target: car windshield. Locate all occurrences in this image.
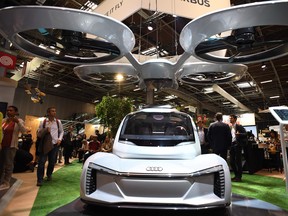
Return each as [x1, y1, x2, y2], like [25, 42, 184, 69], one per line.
[119, 111, 195, 146]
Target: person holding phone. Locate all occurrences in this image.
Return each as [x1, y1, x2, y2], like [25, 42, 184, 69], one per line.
[0, 105, 26, 190]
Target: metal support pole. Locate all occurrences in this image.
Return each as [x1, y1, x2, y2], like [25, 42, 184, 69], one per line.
[279, 123, 288, 192]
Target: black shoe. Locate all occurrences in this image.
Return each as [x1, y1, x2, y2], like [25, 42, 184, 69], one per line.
[36, 181, 43, 186]
[46, 176, 52, 181]
[28, 163, 35, 172]
[232, 177, 242, 182]
[65, 162, 72, 165]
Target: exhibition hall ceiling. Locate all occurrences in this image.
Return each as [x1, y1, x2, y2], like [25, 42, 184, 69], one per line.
[1, 0, 288, 124]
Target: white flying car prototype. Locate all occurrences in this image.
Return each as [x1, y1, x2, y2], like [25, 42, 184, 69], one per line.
[80, 106, 231, 210]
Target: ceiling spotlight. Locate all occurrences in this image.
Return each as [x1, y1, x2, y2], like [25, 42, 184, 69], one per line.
[115, 74, 124, 81]
[147, 22, 153, 31]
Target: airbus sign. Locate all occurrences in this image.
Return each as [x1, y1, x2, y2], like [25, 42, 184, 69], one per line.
[94, 0, 230, 21]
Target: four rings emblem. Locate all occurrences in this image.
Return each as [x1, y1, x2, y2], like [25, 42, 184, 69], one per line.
[146, 166, 163, 172]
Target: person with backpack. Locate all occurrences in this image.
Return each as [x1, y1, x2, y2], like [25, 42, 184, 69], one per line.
[36, 107, 63, 186]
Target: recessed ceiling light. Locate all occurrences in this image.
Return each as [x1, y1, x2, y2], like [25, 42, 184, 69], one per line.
[222, 102, 231, 105]
[203, 87, 213, 94]
[236, 81, 255, 88]
[133, 88, 141, 91]
[260, 80, 272, 84]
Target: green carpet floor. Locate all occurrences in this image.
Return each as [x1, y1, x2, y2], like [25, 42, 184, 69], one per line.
[30, 161, 82, 216]
[231, 173, 288, 210]
[30, 161, 288, 215]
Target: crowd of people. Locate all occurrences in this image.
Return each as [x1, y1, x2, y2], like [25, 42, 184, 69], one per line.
[72, 130, 113, 164]
[198, 112, 285, 182]
[0, 105, 114, 190]
[34, 108, 114, 187]
[1, 105, 287, 190]
[198, 112, 249, 182]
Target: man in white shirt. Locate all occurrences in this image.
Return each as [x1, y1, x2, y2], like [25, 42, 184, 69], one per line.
[36, 107, 64, 186]
[197, 120, 209, 154]
[229, 114, 247, 182]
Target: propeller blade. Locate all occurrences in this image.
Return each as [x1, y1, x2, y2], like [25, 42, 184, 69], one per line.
[38, 28, 70, 48]
[195, 36, 237, 55]
[80, 38, 120, 55]
[251, 39, 288, 48]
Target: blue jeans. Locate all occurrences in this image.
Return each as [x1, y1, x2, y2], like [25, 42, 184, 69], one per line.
[37, 145, 59, 183]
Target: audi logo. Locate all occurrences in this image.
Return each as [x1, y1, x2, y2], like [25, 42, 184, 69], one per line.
[146, 166, 163, 172]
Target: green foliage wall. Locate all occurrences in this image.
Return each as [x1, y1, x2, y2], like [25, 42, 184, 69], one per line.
[95, 96, 133, 136]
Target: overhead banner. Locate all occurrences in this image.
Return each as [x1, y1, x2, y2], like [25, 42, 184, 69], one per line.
[0, 51, 17, 69]
[94, 0, 231, 21]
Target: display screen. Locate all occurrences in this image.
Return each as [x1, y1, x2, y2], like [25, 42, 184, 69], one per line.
[243, 125, 258, 139]
[274, 109, 288, 120]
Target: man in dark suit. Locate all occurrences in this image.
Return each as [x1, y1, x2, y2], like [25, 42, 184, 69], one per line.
[229, 114, 247, 182]
[207, 112, 232, 161]
[63, 125, 74, 165]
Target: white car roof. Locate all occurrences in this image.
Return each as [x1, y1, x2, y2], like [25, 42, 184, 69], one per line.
[134, 106, 181, 114]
